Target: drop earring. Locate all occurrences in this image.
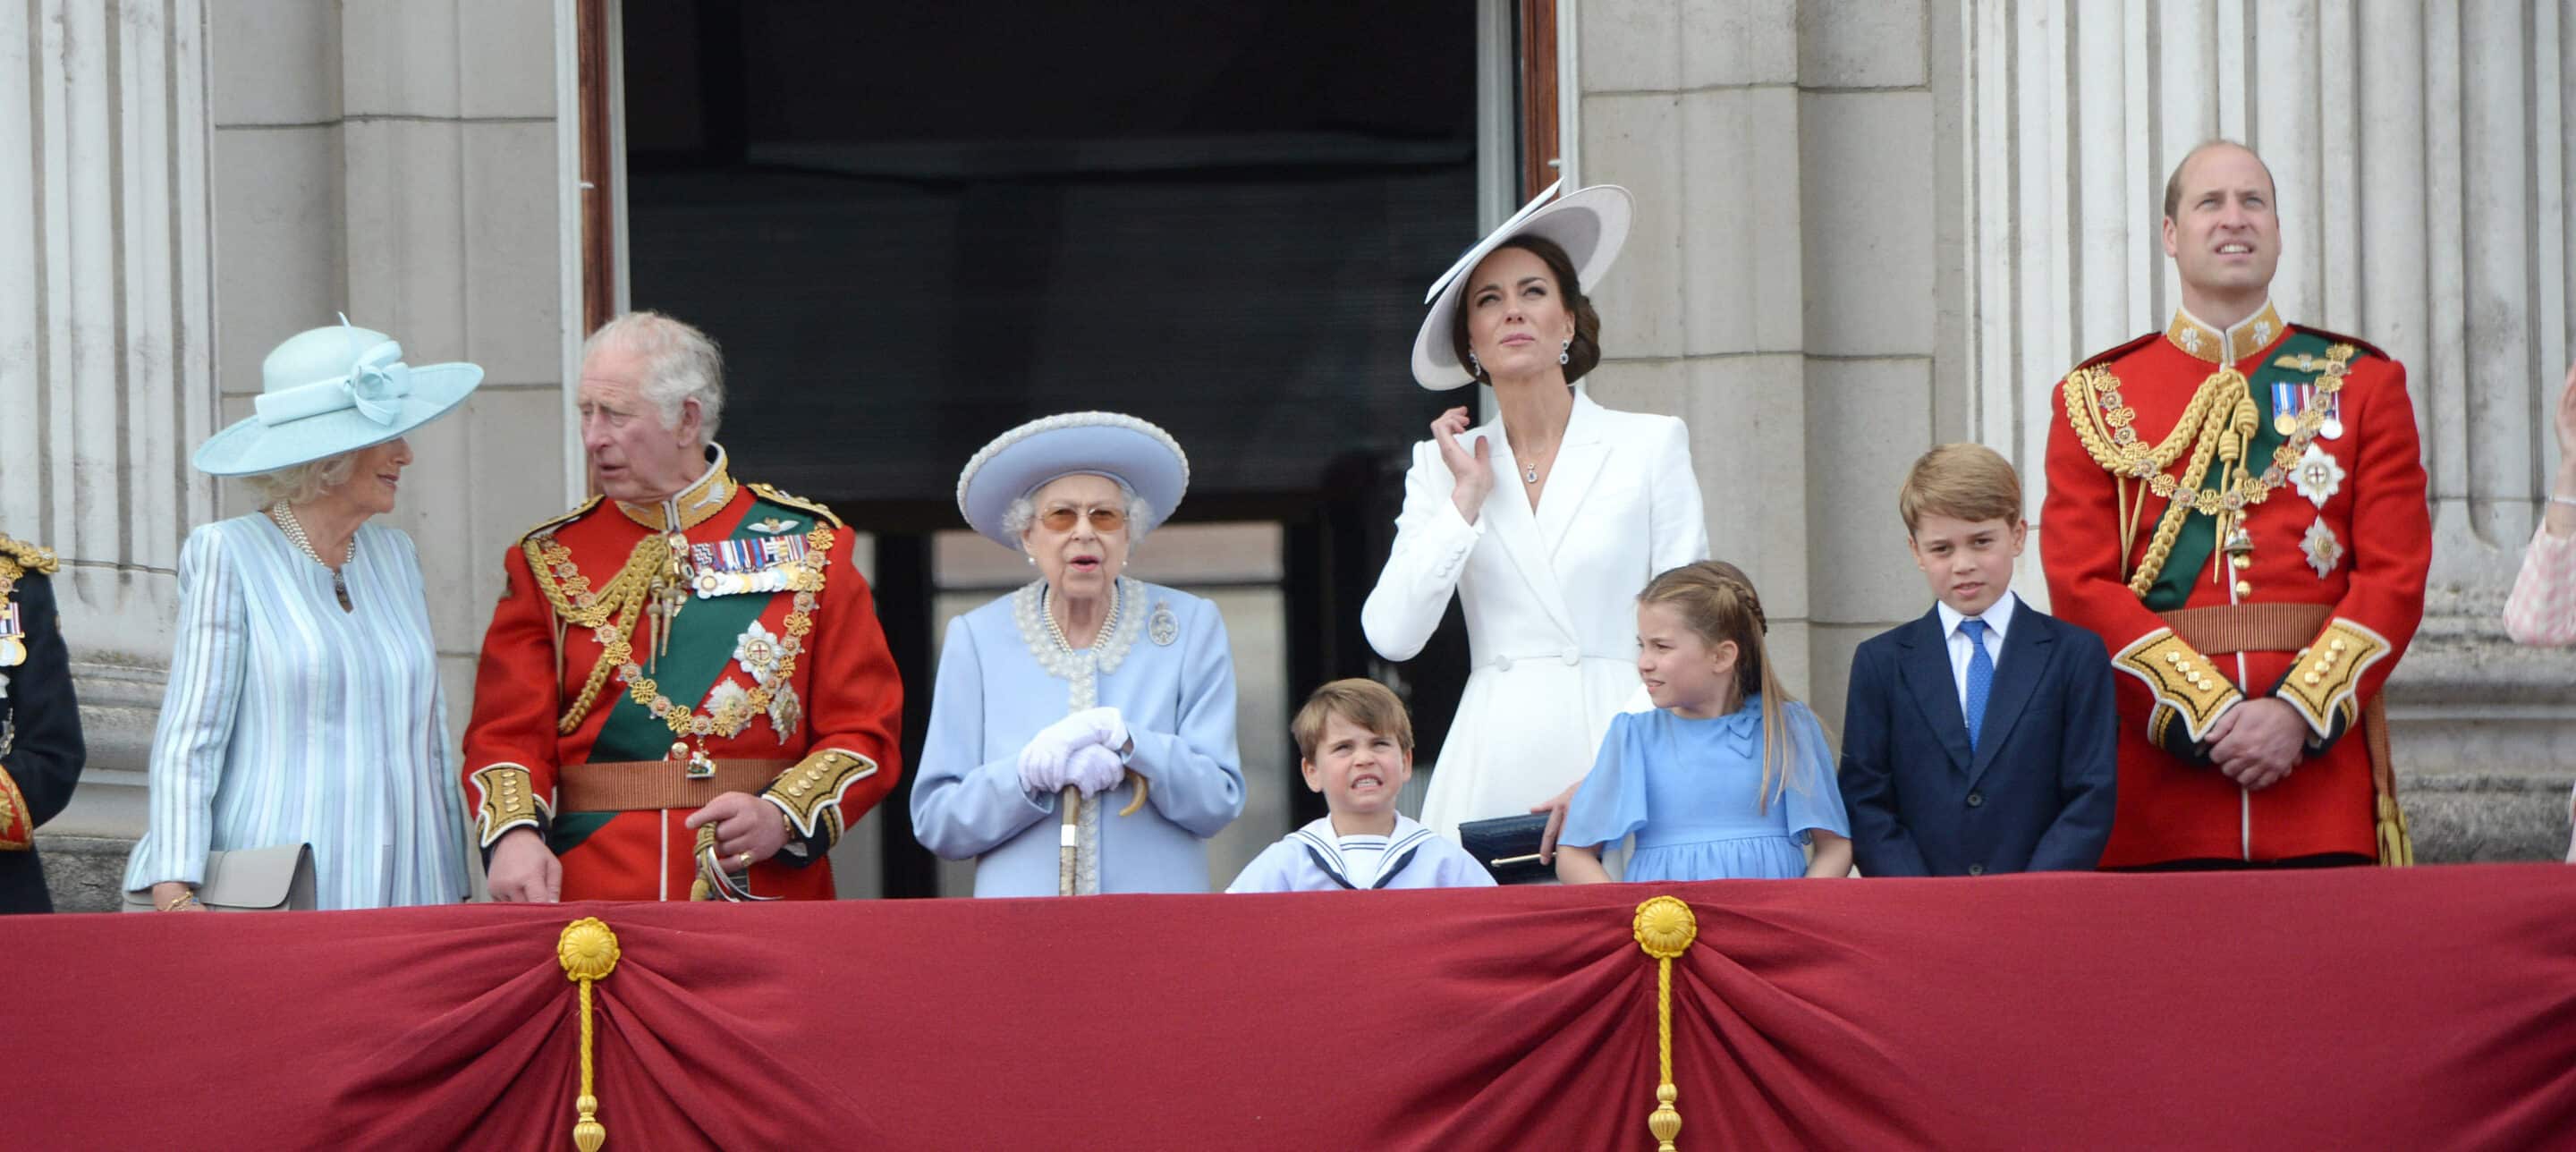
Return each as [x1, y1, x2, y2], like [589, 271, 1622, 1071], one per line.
[1558, 338, 1572, 366]
[1467, 350, 1483, 377]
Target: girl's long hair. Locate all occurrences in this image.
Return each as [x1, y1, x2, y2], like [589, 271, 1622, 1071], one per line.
[1638, 560, 1802, 811]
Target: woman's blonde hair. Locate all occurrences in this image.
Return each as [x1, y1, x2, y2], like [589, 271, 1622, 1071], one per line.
[1638, 560, 1803, 811]
[243, 449, 360, 508]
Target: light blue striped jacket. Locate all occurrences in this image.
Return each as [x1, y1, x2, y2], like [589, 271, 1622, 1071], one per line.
[123, 514, 469, 909]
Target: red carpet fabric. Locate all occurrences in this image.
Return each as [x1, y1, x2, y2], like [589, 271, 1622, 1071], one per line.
[9, 865, 2573, 1149]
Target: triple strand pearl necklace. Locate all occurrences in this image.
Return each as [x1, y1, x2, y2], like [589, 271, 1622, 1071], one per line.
[1041, 581, 1122, 654]
[271, 504, 355, 612]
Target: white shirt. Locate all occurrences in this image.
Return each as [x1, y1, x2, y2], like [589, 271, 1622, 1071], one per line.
[1934, 589, 2019, 713]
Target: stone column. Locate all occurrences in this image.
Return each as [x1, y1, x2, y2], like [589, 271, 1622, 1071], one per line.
[1572, 0, 1948, 712]
[1952, 0, 2575, 852]
[0, 3, 219, 852]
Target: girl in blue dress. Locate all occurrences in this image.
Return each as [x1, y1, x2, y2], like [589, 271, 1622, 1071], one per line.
[1556, 561, 1852, 882]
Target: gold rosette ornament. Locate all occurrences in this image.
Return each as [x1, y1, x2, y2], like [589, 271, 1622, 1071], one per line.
[558, 918, 623, 1151]
[1632, 895, 1699, 1152]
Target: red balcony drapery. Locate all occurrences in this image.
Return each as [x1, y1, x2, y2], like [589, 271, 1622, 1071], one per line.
[12, 865, 2573, 1148]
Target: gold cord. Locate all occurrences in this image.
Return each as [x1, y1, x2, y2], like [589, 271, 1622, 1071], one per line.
[1632, 896, 1699, 1152]
[2060, 344, 2357, 597]
[557, 918, 621, 1152]
[529, 527, 834, 743]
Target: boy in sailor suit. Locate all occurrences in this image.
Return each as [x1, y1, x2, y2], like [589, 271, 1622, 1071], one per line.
[1228, 680, 1494, 893]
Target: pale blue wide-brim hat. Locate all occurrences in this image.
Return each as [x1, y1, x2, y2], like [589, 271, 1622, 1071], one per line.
[955, 411, 1191, 551]
[1410, 180, 1632, 390]
[192, 318, 484, 477]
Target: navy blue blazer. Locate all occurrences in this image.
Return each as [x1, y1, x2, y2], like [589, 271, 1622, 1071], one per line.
[1836, 602, 2116, 876]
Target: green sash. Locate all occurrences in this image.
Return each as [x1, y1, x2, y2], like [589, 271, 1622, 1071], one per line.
[2141, 331, 2334, 611]
[550, 497, 814, 853]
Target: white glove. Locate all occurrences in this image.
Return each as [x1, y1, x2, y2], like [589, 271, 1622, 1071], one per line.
[1048, 706, 1126, 752]
[1018, 731, 1079, 795]
[1066, 743, 1127, 798]
[1016, 707, 1125, 795]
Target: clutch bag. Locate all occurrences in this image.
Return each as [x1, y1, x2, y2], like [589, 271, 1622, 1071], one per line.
[121, 844, 318, 912]
[1456, 814, 1554, 885]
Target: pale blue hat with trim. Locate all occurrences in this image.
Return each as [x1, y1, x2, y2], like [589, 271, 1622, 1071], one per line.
[955, 411, 1191, 550]
[192, 318, 484, 476]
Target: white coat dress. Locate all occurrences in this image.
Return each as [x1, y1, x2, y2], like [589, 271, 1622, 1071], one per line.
[1362, 388, 1707, 841]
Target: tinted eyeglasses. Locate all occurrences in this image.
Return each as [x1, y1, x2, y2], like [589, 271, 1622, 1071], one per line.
[1038, 505, 1126, 533]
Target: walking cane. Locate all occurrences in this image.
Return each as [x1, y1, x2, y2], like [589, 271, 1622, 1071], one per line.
[1058, 785, 1081, 896]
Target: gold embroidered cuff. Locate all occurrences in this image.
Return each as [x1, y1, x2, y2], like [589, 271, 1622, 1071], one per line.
[762, 747, 880, 844]
[0, 767, 31, 851]
[2275, 618, 2390, 740]
[470, 764, 545, 848]
[2114, 629, 2243, 744]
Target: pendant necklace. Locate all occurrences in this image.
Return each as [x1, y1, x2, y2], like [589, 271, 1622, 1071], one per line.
[272, 504, 355, 612]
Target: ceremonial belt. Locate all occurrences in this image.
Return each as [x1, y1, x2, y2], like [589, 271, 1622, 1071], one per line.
[557, 759, 790, 813]
[2157, 604, 2411, 865]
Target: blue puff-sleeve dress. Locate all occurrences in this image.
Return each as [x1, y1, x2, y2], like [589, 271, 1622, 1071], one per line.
[1558, 695, 1850, 882]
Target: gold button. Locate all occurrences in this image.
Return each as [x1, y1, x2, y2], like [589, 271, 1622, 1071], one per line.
[2165, 652, 2182, 665]
[2234, 580, 2252, 596]
[2312, 659, 2331, 674]
[2232, 555, 2251, 569]
[2329, 638, 2349, 652]
[2175, 662, 2193, 674]
[2304, 673, 2321, 686]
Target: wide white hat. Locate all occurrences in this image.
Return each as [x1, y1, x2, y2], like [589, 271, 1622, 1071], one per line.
[1409, 181, 1633, 390]
[954, 411, 1191, 550]
[193, 318, 483, 476]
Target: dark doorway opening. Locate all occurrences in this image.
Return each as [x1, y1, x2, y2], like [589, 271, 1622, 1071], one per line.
[617, 0, 1489, 894]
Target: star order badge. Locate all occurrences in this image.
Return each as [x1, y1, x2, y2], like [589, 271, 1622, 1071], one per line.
[734, 620, 785, 685]
[2301, 519, 2345, 578]
[2291, 443, 2346, 508]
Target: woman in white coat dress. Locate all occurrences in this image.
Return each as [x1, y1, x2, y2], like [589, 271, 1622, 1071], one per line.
[1362, 183, 1707, 846]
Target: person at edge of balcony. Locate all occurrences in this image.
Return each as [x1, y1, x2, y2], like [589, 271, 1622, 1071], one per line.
[2500, 361, 2576, 863]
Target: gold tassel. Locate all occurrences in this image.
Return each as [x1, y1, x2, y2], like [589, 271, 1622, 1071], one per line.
[1633, 896, 1699, 1151]
[557, 918, 623, 1152]
[2377, 793, 2415, 867]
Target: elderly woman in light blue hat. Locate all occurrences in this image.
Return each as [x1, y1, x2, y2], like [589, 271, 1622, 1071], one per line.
[125, 320, 479, 911]
[911, 411, 1246, 895]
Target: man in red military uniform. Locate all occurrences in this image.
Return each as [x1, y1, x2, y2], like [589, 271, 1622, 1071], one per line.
[466, 311, 902, 901]
[2041, 140, 2430, 868]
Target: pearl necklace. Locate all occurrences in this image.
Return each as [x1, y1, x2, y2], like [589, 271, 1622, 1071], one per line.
[1041, 582, 1122, 654]
[271, 504, 354, 611]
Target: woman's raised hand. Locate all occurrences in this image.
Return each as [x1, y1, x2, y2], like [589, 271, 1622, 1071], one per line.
[1432, 406, 1493, 521]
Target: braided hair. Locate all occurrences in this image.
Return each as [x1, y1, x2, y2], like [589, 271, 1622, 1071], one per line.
[1637, 560, 1806, 812]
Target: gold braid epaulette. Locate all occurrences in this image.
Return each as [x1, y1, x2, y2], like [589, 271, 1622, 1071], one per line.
[2059, 343, 2356, 596]
[749, 483, 843, 529]
[0, 534, 60, 593]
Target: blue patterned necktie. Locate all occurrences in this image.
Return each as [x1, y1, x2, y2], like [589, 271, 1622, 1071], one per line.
[1960, 617, 1995, 751]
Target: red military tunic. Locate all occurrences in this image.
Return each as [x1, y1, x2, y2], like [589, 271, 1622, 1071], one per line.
[2041, 301, 2430, 866]
[462, 448, 902, 899]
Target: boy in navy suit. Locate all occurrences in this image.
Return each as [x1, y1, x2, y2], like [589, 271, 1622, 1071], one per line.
[1838, 445, 2117, 875]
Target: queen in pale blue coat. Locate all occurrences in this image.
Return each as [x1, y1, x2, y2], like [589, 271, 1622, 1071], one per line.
[124, 320, 479, 911]
[912, 412, 1245, 895]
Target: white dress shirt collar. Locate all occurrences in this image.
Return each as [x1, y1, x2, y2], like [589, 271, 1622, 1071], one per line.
[1936, 589, 2019, 642]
